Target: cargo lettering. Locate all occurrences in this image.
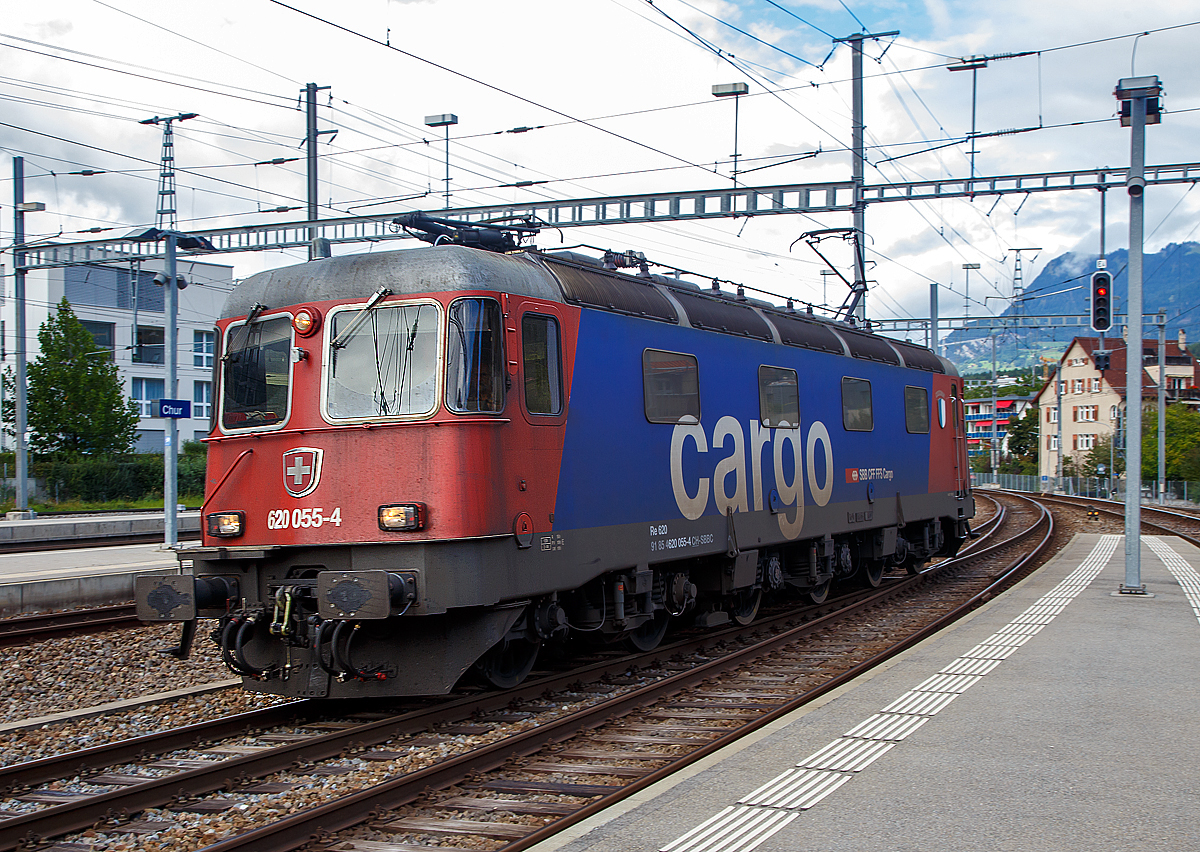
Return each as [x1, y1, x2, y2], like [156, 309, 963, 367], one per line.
[670, 418, 832, 540]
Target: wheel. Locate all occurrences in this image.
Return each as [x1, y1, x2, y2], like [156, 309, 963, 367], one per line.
[861, 560, 885, 588]
[807, 579, 831, 604]
[624, 611, 670, 652]
[730, 587, 762, 626]
[905, 559, 925, 576]
[473, 637, 540, 689]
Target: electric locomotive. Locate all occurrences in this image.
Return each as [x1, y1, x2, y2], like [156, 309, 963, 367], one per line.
[137, 216, 973, 698]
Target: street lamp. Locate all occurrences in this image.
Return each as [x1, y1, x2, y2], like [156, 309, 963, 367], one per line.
[948, 55, 988, 180]
[820, 269, 838, 308]
[712, 83, 749, 184]
[962, 263, 980, 321]
[425, 114, 458, 209]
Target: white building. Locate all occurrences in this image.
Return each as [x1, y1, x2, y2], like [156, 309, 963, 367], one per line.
[1, 256, 232, 452]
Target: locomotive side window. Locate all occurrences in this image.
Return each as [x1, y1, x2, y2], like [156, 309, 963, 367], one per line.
[522, 313, 563, 415]
[841, 377, 873, 431]
[326, 302, 440, 420]
[904, 385, 930, 433]
[446, 298, 504, 413]
[644, 349, 700, 423]
[222, 315, 293, 430]
[759, 366, 799, 428]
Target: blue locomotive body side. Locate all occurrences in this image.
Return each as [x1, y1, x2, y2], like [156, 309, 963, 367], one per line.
[552, 308, 935, 538]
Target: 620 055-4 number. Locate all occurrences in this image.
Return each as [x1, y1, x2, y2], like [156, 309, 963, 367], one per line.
[266, 507, 342, 530]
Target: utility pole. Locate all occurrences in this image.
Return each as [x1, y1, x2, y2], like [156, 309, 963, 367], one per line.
[139, 111, 199, 548]
[1158, 312, 1166, 505]
[1055, 357, 1063, 486]
[991, 333, 999, 478]
[1116, 74, 1162, 594]
[304, 83, 335, 260]
[1008, 247, 1040, 304]
[835, 30, 897, 326]
[10, 158, 35, 517]
[947, 55, 989, 180]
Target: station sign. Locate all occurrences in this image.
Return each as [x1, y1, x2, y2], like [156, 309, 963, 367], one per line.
[154, 398, 191, 419]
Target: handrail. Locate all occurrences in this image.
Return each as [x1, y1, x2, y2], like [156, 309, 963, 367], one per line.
[200, 449, 254, 515]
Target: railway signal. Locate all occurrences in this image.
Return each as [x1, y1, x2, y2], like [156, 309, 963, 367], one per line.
[1090, 270, 1113, 332]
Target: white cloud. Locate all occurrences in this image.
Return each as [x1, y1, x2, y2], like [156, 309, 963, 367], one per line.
[1, 0, 1197, 315]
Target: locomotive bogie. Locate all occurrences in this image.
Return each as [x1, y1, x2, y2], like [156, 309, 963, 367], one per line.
[139, 243, 973, 698]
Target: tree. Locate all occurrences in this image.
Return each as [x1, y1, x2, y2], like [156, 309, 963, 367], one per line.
[1080, 435, 1123, 478]
[1002, 406, 1040, 475]
[3, 298, 139, 457]
[1140, 404, 1200, 481]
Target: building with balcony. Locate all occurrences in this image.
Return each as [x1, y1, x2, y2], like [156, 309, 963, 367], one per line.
[1036, 333, 1200, 480]
[964, 395, 1035, 461]
[1, 257, 232, 453]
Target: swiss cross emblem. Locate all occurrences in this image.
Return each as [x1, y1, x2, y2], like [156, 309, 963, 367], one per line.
[282, 447, 323, 498]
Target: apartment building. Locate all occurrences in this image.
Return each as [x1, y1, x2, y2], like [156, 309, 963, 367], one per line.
[1036, 334, 1200, 480]
[1, 256, 232, 452]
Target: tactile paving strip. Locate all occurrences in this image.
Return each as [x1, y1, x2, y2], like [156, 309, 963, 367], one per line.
[660, 535, 1120, 852]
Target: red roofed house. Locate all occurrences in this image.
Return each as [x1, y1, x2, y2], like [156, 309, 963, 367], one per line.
[1036, 332, 1200, 481]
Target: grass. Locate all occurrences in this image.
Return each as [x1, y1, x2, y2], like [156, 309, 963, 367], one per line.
[0, 495, 205, 514]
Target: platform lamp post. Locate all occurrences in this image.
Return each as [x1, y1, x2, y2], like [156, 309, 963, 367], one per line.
[712, 83, 749, 185]
[425, 114, 458, 209]
[1116, 75, 1162, 595]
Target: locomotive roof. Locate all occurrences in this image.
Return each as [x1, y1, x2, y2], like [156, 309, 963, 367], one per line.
[224, 244, 956, 376]
[222, 245, 563, 320]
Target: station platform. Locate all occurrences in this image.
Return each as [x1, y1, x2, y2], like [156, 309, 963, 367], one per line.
[538, 533, 1200, 852]
[0, 512, 194, 614]
[0, 510, 199, 547]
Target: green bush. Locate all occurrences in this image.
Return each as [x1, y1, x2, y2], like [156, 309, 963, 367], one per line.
[32, 446, 208, 505]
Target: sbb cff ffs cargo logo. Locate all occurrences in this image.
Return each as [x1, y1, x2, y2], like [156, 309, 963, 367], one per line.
[283, 448, 323, 498]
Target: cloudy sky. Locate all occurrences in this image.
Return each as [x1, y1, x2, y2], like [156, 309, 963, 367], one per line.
[3, 0, 1198, 324]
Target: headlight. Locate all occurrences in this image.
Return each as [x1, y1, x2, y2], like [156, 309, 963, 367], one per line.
[206, 510, 245, 538]
[292, 307, 321, 337]
[378, 503, 426, 531]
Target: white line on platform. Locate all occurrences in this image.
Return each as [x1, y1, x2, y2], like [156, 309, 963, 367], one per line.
[658, 535, 1121, 852]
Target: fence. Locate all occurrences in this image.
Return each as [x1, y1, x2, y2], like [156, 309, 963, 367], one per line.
[971, 472, 1200, 505]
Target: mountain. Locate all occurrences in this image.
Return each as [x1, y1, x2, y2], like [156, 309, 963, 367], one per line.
[939, 242, 1200, 375]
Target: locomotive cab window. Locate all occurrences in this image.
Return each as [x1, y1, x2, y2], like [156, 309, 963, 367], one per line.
[326, 301, 440, 420]
[522, 313, 563, 415]
[759, 366, 799, 428]
[841, 377, 873, 431]
[222, 315, 293, 430]
[447, 298, 504, 413]
[904, 385, 930, 433]
[644, 349, 700, 423]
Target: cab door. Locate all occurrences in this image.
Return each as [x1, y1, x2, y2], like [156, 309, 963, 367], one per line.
[515, 301, 571, 536]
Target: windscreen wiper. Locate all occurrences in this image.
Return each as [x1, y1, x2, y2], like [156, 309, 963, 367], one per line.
[331, 286, 392, 350]
[222, 302, 267, 363]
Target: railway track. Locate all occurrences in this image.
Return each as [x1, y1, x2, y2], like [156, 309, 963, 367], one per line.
[0, 603, 140, 647]
[0, 491, 1052, 852]
[0, 530, 199, 554]
[1009, 491, 1200, 547]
